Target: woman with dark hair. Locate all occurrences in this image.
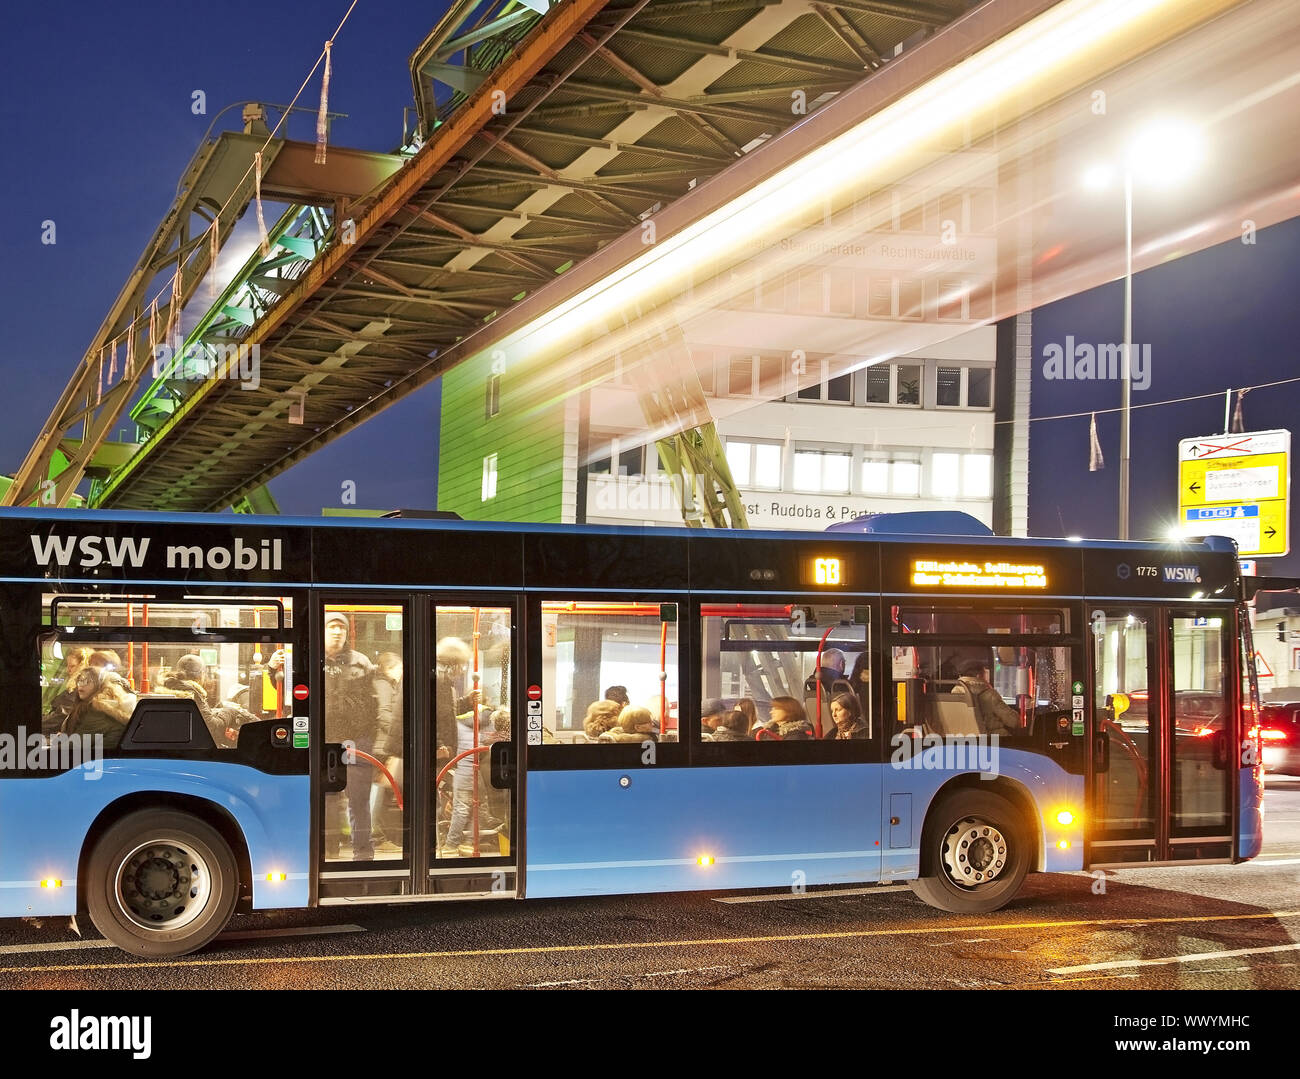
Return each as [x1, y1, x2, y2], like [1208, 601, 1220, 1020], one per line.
[827, 691, 869, 740]
[62, 665, 137, 750]
[759, 696, 813, 740]
[733, 698, 759, 736]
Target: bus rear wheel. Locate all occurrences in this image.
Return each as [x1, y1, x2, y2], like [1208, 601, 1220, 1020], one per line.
[909, 790, 1029, 914]
[87, 810, 238, 957]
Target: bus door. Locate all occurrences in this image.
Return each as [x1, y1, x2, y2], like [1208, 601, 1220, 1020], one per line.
[1087, 605, 1234, 866]
[316, 596, 519, 902]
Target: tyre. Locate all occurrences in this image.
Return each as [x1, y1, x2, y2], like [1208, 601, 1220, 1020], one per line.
[908, 789, 1030, 914]
[86, 809, 239, 957]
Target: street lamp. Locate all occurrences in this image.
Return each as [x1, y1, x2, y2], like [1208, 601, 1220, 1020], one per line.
[1085, 118, 1204, 540]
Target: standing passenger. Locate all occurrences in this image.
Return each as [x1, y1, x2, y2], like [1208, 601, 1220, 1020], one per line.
[323, 612, 381, 861]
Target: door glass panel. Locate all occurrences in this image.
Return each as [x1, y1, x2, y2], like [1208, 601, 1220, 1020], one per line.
[434, 606, 512, 860]
[1171, 615, 1231, 833]
[1091, 609, 1155, 834]
[323, 605, 404, 864]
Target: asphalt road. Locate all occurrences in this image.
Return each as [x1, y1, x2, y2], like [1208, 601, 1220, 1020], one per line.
[3, 777, 1298, 992]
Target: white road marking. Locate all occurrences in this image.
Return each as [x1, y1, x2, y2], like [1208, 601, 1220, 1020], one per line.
[1048, 941, 1300, 975]
[714, 885, 908, 904]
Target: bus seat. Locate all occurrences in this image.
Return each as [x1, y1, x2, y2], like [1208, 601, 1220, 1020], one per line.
[931, 692, 981, 736]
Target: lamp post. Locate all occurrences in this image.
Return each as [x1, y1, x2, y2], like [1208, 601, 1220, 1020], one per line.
[1085, 119, 1202, 540]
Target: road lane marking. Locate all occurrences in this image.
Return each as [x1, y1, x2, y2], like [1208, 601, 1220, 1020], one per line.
[1047, 941, 1300, 974]
[4, 910, 1300, 975]
[714, 885, 908, 904]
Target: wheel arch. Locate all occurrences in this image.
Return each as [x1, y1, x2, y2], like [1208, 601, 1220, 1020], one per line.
[919, 773, 1045, 875]
[77, 792, 253, 915]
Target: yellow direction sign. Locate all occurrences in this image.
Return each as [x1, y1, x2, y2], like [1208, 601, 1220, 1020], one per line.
[1178, 429, 1290, 557]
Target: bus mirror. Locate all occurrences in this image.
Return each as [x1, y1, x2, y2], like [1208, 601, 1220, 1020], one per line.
[1112, 693, 1130, 719]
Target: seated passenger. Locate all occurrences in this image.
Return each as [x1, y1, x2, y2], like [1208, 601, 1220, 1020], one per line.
[604, 685, 631, 709]
[43, 646, 93, 735]
[826, 692, 868, 740]
[706, 705, 749, 742]
[584, 699, 623, 740]
[953, 661, 1020, 736]
[805, 648, 848, 699]
[61, 665, 137, 750]
[160, 654, 257, 748]
[758, 696, 813, 741]
[599, 705, 657, 743]
[699, 698, 729, 741]
[734, 698, 758, 736]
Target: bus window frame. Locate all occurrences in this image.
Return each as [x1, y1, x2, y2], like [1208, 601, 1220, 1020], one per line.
[691, 594, 883, 766]
[524, 590, 690, 771]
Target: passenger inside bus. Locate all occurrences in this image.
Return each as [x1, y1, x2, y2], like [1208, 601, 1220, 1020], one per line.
[827, 692, 869, 740]
[952, 660, 1021, 736]
[760, 696, 813, 740]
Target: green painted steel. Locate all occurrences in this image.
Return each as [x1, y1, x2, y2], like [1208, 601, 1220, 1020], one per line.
[437, 350, 568, 523]
[230, 484, 281, 515]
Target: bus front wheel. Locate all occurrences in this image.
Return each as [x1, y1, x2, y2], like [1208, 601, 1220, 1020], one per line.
[909, 790, 1029, 914]
[86, 810, 239, 957]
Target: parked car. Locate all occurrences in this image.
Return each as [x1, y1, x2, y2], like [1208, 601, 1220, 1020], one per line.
[1259, 702, 1300, 776]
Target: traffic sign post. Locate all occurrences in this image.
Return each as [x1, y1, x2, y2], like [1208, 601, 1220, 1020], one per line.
[1178, 429, 1290, 557]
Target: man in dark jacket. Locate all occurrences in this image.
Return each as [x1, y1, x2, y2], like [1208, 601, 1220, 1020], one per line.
[954, 661, 1021, 736]
[324, 611, 381, 860]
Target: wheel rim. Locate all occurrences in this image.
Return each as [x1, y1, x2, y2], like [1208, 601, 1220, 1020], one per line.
[939, 815, 1009, 888]
[114, 837, 213, 934]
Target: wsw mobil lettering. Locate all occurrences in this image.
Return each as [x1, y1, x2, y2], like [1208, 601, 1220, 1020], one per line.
[29, 535, 283, 572]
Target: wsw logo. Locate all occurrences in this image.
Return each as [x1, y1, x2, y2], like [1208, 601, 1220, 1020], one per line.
[30, 534, 283, 571]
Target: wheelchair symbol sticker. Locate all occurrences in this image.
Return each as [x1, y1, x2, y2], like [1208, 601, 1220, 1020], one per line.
[527, 716, 542, 731]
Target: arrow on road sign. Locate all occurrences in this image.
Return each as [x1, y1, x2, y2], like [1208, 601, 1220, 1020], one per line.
[1266, 526, 1277, 538]
[1188, 481, 1200, 493]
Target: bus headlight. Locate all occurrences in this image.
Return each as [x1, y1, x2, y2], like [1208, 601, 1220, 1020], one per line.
[1055, 809, 1077, 827]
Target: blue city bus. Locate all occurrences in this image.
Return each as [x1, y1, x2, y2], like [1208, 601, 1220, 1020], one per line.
[0, 509, 1262, 955]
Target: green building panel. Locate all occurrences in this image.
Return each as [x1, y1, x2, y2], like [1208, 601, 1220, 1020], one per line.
[437, 357, 569, 523]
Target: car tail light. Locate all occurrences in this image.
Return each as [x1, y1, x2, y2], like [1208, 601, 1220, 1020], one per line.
[1260, 726, 1292, 744]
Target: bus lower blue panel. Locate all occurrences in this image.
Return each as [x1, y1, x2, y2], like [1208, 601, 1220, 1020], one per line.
[524, 765, 882, 898]
[0, 761, 309, 918]
[1238, 765, 1264, 859]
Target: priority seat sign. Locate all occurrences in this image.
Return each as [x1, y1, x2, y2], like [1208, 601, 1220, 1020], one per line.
[1178, 429, 1290, 557]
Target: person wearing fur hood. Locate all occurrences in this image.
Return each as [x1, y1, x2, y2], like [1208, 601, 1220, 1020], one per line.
[583, 699, 622, 740]
[598, 705, 657, 743]
[61, 665, 137, 749]
[158, 654, 256, 748]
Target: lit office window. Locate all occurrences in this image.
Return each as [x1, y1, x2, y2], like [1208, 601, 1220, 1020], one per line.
[862, 458, 890, 494]
[481, 454, 498, 501]
[893, 458, 921, 496]
[726, 441, 782, 490]
[964, 453, 993, 498]
[793, 450, 851, 494]
[932, 453, 961, 497]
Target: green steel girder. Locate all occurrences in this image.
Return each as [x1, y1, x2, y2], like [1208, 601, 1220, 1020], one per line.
[408, 0, 552, 139]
